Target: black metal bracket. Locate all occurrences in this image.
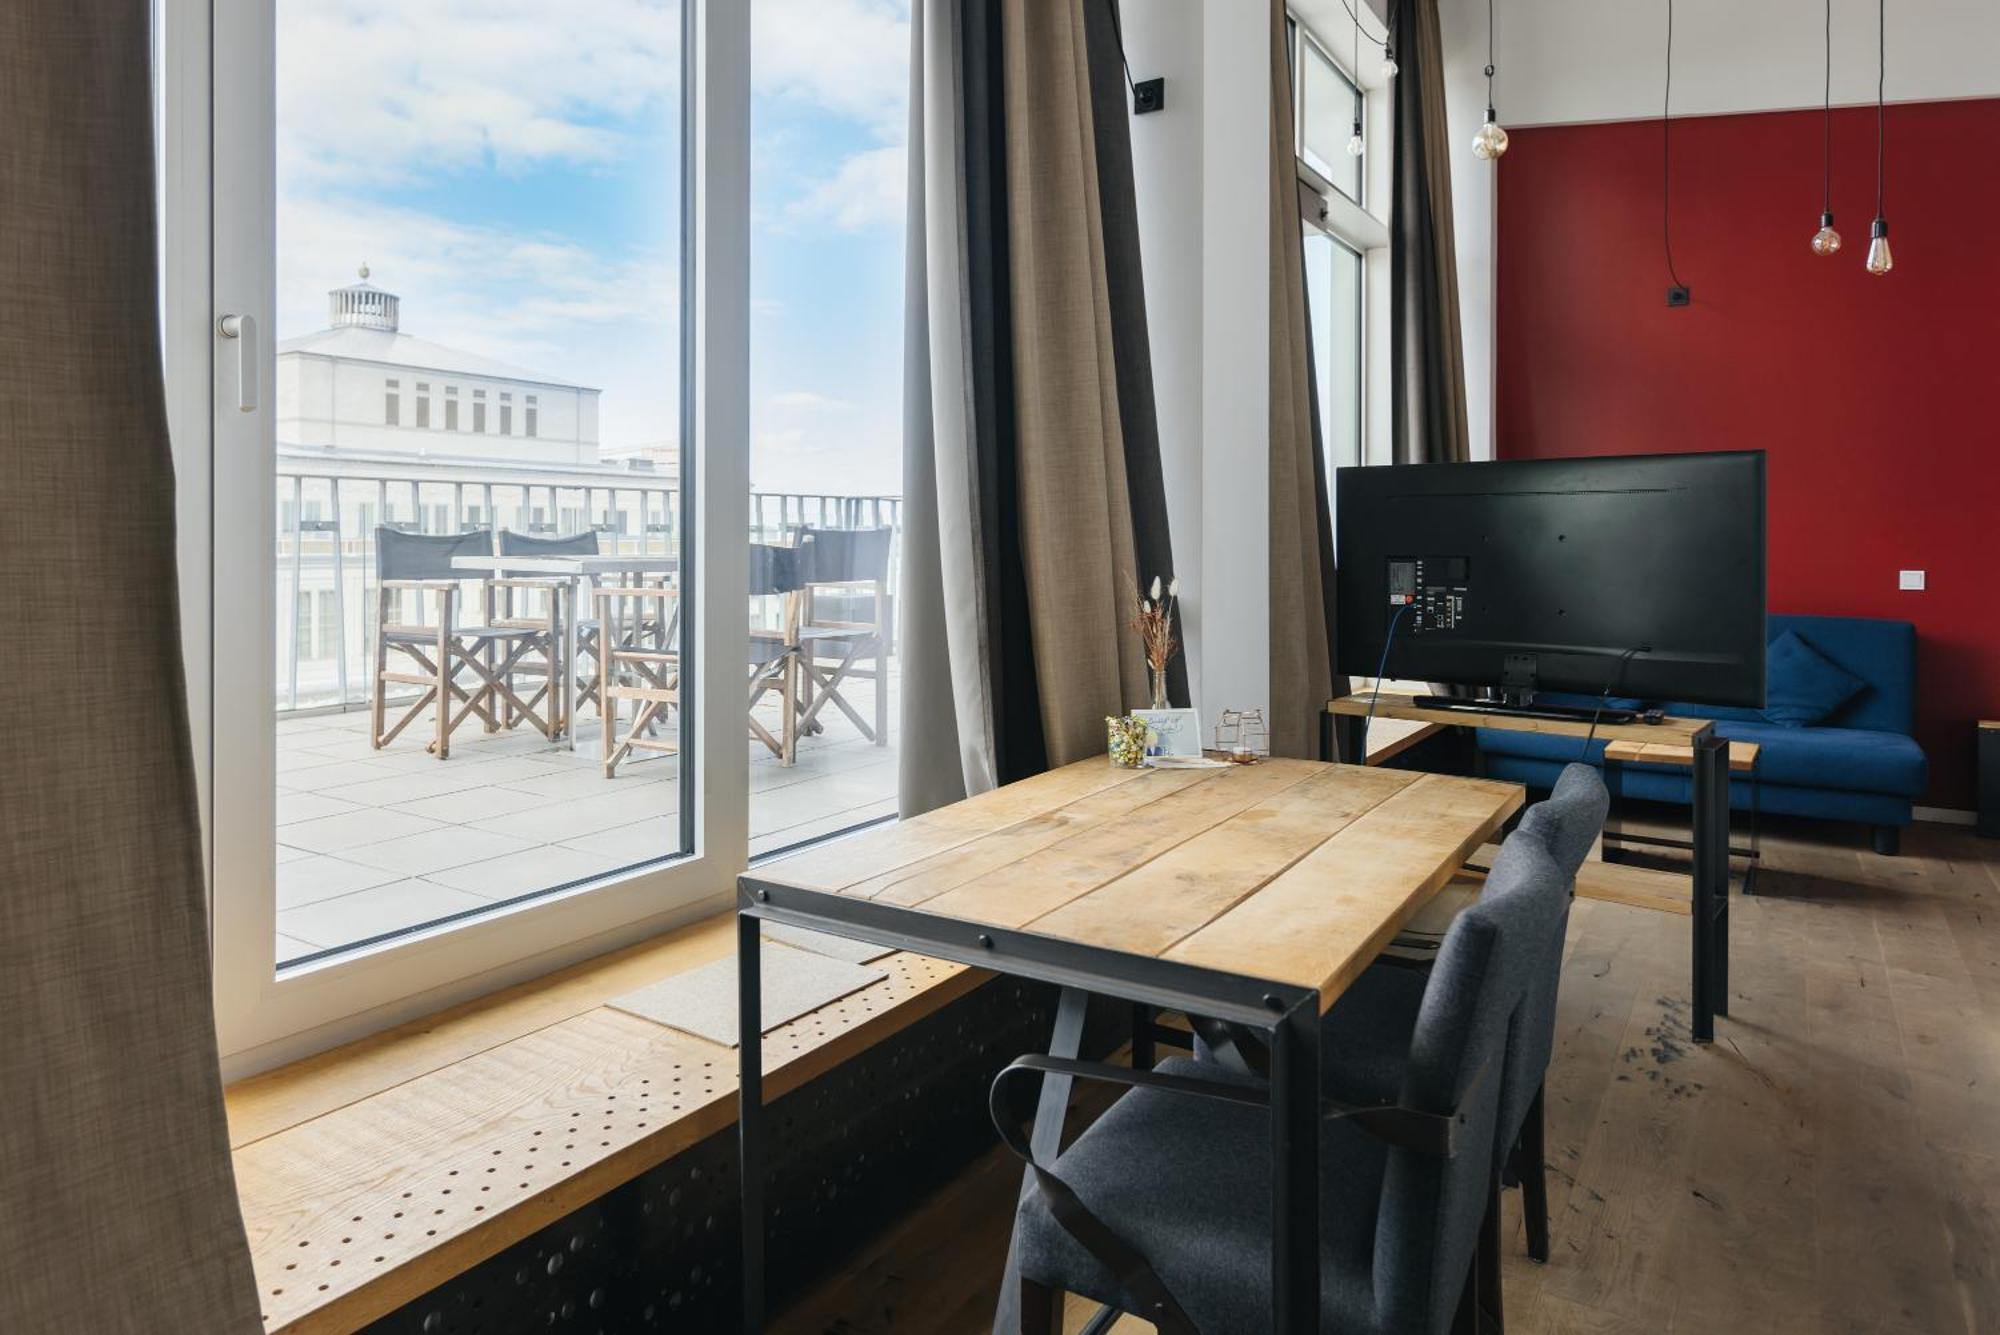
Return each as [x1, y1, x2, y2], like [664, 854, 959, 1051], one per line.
[1667, 284, 1692, 307]
[1132, 77, 1165, 114]
[737, 877, 1312, 1030]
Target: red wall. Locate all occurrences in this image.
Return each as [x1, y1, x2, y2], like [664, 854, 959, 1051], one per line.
[1496, 97, 2000, 810]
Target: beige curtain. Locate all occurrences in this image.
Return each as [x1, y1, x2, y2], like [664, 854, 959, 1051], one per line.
[0, 2, 262, 1330]
[1002, 0, 1152, 767]
[1391, 0, 1472, 464]
[1268, 0, 1341, 759]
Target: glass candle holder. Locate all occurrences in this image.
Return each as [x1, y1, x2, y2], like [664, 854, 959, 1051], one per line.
[1107, 715, 1150, 768]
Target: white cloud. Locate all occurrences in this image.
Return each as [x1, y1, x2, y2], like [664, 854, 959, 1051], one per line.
[751, 0, 911, 138]
[789, 143, 908, 232]
[769, 389, 859, 412]
[277, 0, 680, 186]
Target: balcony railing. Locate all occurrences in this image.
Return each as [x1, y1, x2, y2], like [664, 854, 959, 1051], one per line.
[276, 459, 901, 712]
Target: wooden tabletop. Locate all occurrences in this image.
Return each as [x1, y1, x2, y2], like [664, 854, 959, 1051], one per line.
[1602, 738, 1760, 772]
[757, 757, 1523, 1010]
[1327, 690, 1712, 746]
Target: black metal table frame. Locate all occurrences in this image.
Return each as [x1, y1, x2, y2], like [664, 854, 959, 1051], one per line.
[734, 875, 1326, 1334]
[1325, 711, 1732, 1043]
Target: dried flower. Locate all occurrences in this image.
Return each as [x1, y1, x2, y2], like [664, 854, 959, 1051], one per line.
[1128, 572, 1181, 674]
[1167, 576, 1180, 597]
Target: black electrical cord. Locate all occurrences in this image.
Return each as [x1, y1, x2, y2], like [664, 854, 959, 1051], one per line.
[1581, 645, 1653, 760]
[1663, 0, 1686, 291]
[1103, 0, 1139, 103]
[1361, 601, 1414, 761]
[1875, 0, 1886, 220]
[1821, 0, 1834, 220]
[1485, 0, 1497, 119]
[1333, 0, 1392, 51]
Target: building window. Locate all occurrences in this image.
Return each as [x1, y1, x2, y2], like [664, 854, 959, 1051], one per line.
[472, 388, 487, 433]
[384, 378, 400, 426]
[444, 386, 460, 431]
[415, 381, 431, 429]
[525, 394, 539, 439]
[499, 392, 513, 436]
[1295, 27, 1362, 206]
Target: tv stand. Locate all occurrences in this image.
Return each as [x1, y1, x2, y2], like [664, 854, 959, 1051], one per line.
[1410, 694, 1638, 726]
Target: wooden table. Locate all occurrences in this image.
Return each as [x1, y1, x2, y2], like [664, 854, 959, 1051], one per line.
[452, 554, 679, 751]
[736, 756, 1524, 1333]
[1325, 690, 1736, 1043]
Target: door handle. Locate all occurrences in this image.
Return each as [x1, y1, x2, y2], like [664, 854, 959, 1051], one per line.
[218, 312, 258, 413]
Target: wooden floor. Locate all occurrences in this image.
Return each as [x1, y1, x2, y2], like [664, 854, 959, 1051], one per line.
[778, 813, 2000, 1335]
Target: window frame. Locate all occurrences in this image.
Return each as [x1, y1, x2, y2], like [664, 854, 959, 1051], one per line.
[174, 0, 751, 1075]
[1289, 7, 1392, 470]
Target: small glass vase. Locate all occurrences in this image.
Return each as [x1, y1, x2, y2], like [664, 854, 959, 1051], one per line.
[1149, 666, 1169, 710]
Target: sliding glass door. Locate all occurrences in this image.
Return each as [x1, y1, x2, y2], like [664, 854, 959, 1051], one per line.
[181, 0, 750, 1067]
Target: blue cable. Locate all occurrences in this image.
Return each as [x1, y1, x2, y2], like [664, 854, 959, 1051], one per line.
[1360, 601, 1413, 761]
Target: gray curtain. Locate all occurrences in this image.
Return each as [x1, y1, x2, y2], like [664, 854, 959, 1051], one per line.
[1269, 0, 1343, 760]
[900, 0, 1179, 814]
[0, 3, 262, 1330]
[1389, 0, 1472, 465]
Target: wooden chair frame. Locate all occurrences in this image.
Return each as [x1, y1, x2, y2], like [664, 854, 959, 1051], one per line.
[596, 585, 681, 778]
[748, 589, 802, 767]
[369, 580, 556, 759]
[796, 578, 889, 748]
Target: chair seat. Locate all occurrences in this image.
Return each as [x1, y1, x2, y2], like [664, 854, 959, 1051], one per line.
[798, 625, 879, 645]
[1014, 1056, 1389, 1334]
[384, 624, 541, 643]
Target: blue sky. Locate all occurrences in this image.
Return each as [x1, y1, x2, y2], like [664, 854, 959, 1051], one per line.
[276, 0, 910, 495]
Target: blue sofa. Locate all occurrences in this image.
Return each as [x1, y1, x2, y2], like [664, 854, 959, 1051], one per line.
[1476, 614, 1928, 854]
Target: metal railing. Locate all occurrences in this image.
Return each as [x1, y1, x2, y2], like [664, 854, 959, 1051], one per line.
[275, 460, 901, 712]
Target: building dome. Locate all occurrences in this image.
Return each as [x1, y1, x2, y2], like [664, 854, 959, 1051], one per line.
[328, 263, 399, 332]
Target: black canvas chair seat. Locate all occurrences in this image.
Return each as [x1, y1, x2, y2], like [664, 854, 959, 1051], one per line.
[1013, 1054, 1388, 1333]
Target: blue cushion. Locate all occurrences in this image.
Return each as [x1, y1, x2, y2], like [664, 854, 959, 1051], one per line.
[1714, 721, 1927, 797]
[1668, 615, 1916, 733]
[1759, 630, 1867, 727]
[1481, 754, 1917, 826]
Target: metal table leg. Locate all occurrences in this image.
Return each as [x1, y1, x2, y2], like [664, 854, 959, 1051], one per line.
[1690, 732, 1731, 1041]
[737, 910, 764, 1333]
[1269, 996, 1321, 1333]
[992, 988, 1090, 1335]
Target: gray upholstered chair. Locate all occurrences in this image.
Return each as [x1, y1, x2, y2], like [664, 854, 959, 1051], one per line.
[369, 527, 556, 758]
[1313, 762, 1609, 1264]
[794, 526, 893, 748]
[995, 818, 1574, 1334]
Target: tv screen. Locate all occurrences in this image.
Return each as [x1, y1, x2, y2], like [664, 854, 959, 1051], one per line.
[1335, 451, 1766, 708]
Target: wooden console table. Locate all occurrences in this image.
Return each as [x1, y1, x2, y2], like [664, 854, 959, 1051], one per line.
[1324, 691, 1734, 1043]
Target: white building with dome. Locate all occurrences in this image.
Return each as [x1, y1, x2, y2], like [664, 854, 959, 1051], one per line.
[276, 268, 603, 467]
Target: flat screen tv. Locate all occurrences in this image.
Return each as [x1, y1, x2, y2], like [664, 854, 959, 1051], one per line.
[1335, 451, 1766, 711]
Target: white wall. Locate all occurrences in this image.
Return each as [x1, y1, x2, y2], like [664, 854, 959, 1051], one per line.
[275, 353, 600, 465]
[1440, 0, 2000, 458]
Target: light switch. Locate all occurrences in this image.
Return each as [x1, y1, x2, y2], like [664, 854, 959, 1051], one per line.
[1898, 570, 1926, 591]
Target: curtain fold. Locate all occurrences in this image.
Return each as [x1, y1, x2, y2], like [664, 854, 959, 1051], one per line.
[901, 0, 1178, 810]
[1390, 0, 1473, 465]
[1268, 0, 1342, 760]
[0, 2, 262, 1330]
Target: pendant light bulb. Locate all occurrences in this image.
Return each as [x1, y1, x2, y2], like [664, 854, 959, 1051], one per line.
[1347, 117, 1365, 157]
[1811, 212, 1842, 256]
[1865, 218, 1892, 275]
[1472, 111, 1509, 160]
[1381, 47, 1399, 79]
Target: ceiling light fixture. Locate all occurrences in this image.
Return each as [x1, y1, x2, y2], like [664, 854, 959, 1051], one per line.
[1347, 0, 1366, 156]
[1472, 0, 1508, 160]
[1811, 0, 1841, 255]
[1866, 0, 1893, 274]
[1662, 0, 1688, 303]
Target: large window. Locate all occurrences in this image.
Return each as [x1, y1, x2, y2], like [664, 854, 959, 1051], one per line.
[173, 0, 749, 1069]
[745, 0, 908, 856]
[1290, 8, 1390, 481]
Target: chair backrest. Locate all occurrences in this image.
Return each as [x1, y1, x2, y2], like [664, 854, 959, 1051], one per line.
[498, 528, 601, 557]
[375, 526, 493, 582]
[1495, 764, 1605, 1155]
[797, 526, 892, 585]
[1376, 821, 1569, 1335]
[749, 542, 799, 598]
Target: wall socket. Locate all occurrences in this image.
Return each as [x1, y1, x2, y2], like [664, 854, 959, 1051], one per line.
[1898, 570, 1927, 591]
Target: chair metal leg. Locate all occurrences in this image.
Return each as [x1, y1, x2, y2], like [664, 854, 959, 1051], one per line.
[1018, 1277, 1062, 1335]
[1478, 1170, 1505, 1332]
[1521, 1085, 1550, 1264]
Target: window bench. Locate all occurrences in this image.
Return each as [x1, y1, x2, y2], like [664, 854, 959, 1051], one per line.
[227, 910, 997, 1334]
